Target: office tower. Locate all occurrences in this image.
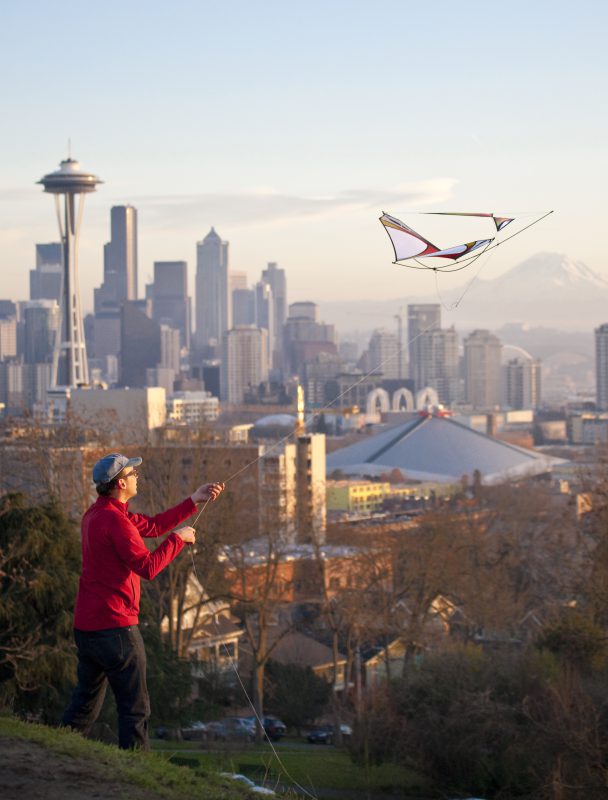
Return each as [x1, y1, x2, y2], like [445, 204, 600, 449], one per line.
[38, 157, 102, 388]
[261, 262, 287, 370]
[30, 243, 62, 302]
[159, 324, 181, 373]
[23, 300, 60, 364]
[195, 227, 229, 349]
[416, 326, 460, 405]
[0, 317, 17, 361]
[150, 261, 190, 349]
[596, 324, 608, 410]
[255, 281, 274, 368]
[464, 329, 503, 410]
[367, 329, 402, 380]
[103, 205, 138, 302]
[230, 271, 248, 292]
[119, 302, 161, 387]
[408, 304, 441, 391]
[504, 357, 542, 410]
[232, 287, 255, 326]
[283, 302, 337, 378]
[222, 325, 268, 404]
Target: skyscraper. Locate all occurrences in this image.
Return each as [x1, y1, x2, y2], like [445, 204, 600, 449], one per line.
[119, 302, 161, 388]
[595, 324, 608, 410]
[408, 304, 441, 391]
[23, 300, 60, 364]
[367, 329, 402, 380]
[222, 325, 268, 404]
[416, 327, 460, 405]
[30, 243, 62, 302]
[504, 357, 542, 410]
[232, 287, 256, 326]
[103, 205, 138, 303]
[38, 157, 102, 389]
[464, 329, 503, 410]
[149, 261, 190, 349]
[261, 262, 287, 370]
[255, 280, 274, 368]
[195, 228, 228, 349]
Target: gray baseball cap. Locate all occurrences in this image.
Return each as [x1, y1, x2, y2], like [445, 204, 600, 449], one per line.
[92, 453, 142, 485]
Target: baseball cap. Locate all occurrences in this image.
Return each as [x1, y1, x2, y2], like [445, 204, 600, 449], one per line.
[92, 453, 142, 485]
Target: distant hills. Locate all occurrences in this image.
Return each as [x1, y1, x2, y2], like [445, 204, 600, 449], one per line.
[320, 253, 608, 336]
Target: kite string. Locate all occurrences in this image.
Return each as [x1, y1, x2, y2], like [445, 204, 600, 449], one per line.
[217, 317, 442, 488]
[186, 545, 319, 800]
[432, 242, 498, 312]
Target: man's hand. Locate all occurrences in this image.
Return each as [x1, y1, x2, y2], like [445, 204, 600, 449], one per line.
[191, 482, 225, 505]
[174, 526, 196, 544]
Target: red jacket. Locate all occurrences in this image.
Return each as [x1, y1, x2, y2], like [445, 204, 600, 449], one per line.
[74, 495, 196, 631]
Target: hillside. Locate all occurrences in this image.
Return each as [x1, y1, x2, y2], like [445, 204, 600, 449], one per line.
[0, 716, 250, 800]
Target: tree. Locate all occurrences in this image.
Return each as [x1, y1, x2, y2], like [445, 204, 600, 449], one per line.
[265, 661, 330, 734]
[0, 493, 81, 720]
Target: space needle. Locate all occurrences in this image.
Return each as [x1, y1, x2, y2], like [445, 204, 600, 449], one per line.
[37, 156, 102, 394]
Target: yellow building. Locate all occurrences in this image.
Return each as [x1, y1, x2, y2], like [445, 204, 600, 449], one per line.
[326, 479, 459, 514]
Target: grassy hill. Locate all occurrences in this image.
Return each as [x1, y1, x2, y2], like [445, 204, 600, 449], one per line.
[0, 715, 253, 800]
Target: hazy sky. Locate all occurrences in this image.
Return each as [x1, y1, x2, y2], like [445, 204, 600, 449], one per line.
[1, 0, 606, 314]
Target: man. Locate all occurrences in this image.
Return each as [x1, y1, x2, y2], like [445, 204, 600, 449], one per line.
[62, 452, 224, 749]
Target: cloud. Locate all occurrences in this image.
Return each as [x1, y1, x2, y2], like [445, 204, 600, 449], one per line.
[123, 179, 458, 231]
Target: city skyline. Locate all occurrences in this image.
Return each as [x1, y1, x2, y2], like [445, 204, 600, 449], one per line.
[1, 2, 606, 317]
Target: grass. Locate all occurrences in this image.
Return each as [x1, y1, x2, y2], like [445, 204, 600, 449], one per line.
[152, 738, 431, 798]
[0, 714, 254, 799]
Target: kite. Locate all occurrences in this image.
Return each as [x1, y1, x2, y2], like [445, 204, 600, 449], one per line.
[380, 210, 552, 273]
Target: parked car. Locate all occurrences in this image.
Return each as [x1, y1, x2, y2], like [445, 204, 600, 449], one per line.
[181, 721, 208, 741]
[307, 723, 352, 745]
[245, 715, 287, 741]
[205, 720, 228, 741]
[220, 716, 256, 741]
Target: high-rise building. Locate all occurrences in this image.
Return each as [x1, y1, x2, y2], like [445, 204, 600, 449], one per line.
[23, 300, 60, 364]
[232, 288, 255, 326]
[255, 281, 274, 368]
[149, 261, 190, 349]
[229, 271, 248, 292]
[296, 433, 327, 545]
[103, 205, 138, 303]
[283, 302, 337, 377]
[222, 325, 268, 404]
[408, 304, 441, 391]
[261, 262, 287, 370]
[159, 324, 181, 373]
[366, 329, 404, 380]
[464, 329, 503, 410]
[595, 324, 608, 410]
[38, 157, 102, 389]
[416, 326, 460, 405]
[195, 227, 229, 349]
[0, 318, 17, 361]
[119, 302, 161, 387]
[30, 243, 62, 302]
[504, 357, 542, 410]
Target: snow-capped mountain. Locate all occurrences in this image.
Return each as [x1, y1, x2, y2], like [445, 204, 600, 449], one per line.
[321, 253, 608, 334]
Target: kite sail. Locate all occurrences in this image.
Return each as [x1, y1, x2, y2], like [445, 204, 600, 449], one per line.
[379, 209, 552, 273]
[380, 212, 494, 270]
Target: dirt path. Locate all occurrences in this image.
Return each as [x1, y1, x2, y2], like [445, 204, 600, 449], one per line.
[0, 737, 154, 800]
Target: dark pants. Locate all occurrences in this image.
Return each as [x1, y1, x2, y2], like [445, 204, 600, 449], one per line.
[62, 625, 150, 750]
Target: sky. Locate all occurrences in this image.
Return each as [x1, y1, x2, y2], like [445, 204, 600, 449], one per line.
[1, 0, 606, 316]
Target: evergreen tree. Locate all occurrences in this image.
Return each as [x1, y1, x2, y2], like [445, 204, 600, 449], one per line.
[0, 493, 81, 720]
